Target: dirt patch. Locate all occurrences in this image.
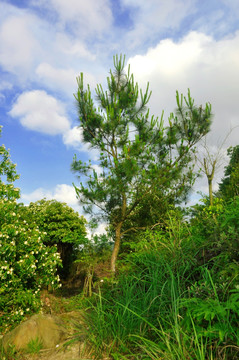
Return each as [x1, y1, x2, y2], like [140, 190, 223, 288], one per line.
[24, 343, 83, 360]
[1, 310, 94, 360]
[1, 290, 111, 360]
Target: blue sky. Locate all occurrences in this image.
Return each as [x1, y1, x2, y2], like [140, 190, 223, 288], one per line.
[1, 0, 239, 228]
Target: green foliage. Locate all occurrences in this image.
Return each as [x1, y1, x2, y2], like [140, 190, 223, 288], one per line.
[219, 145, 239, 199]
[71, 54, 212, 271]
[181, 268, 239, 345]
[0, 343, 21, 360]
[190, 197, 239, 273]
[26, 337, 43, 354]
[0, 127, 61, 332]
[22, 199, 88, 279]
[74, 234, 112, 296]
[74, 205, 239, 359]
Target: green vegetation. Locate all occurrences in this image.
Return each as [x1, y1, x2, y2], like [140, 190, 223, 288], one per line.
[25, 337, 43, 355]
[71, 54, 212, 272]
[69, 56, 238, 359]
[0, 56, 238, 360]
[78, 199, 239, 359]
[219, 145, 239, 199]
[0, 126, 62, 332]
[21, 199, 88, 279]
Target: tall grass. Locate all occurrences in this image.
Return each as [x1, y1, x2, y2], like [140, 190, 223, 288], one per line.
[74, 210, 239, 359]
[76, 249, 238, 359]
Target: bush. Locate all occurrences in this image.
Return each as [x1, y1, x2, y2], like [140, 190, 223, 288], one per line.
[0, 127, 62, 332]
[77, 208, 239, 359]
[22, 199, 88, 279]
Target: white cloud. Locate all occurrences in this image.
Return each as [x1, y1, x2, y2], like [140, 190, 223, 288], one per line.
[93, 222, 107, 236]
[53, 184, 79, 204]
[127, 30, 239, 145]
[63, 126, 99, 160]
[0, 2, 103, 91]
[222, 0, 239, 16]
[0, 81, 12, 105]
[31, 0, 113, 37]
[51, 0, 113, 36]
[121, 0, 195, 48]
[127, 30, 239, 196]
[54, 33, 95, 60]
[63, 126, 82, 148]
[36, 62, 97, 97]
[9, 90, 71, 135]
[0, 81, 12, 91]
[22, 184, 79, 207]
[127, 32, 210, 81]
[0, 15, 38, 76]
[36, 63, 76, 93]
[92, 164, 102, 176]
[21, 188, 52, 203]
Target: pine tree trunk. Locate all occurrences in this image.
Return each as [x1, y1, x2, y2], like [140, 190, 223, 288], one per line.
[110, 222, 122, 273]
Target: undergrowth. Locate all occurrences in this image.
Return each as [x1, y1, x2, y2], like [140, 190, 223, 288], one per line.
[73, 203, 239, 359]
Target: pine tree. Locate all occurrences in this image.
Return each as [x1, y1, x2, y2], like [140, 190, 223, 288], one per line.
[71, 55, 212, 272]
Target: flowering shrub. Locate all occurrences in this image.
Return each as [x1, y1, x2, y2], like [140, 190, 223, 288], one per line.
[25, 199, 88, 279]
[0, 126, 62, 332]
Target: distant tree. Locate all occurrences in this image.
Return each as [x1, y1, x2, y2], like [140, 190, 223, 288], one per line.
[219, 145, 239, 199]
[196, 130, 235, 206]
[25, 199, 88, 279]
[71, 55, 212, 272]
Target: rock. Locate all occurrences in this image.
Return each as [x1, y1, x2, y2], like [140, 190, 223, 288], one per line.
[1, 314, 68, 351]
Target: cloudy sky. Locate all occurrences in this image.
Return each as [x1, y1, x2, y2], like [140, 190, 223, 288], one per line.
[1, 0, 239, 222]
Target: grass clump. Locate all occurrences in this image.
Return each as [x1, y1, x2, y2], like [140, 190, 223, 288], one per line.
[74, 203, 239, 359]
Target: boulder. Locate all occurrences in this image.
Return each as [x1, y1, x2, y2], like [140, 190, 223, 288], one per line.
[1, 314, 67, 351]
